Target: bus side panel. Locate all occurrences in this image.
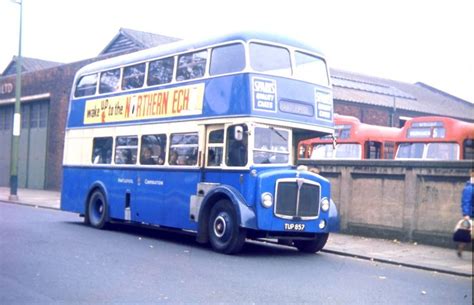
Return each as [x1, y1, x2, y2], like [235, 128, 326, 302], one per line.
[61, 166, 135, 220]
[61, 167, 95, 214]
[132, 169, 166, 225]
[159, 170, 201, 231]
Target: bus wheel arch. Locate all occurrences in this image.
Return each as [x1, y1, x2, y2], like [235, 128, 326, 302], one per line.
[85, 184, 109, 229]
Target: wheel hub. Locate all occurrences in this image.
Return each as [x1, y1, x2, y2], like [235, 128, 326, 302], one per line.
[213, 215, 227, 238]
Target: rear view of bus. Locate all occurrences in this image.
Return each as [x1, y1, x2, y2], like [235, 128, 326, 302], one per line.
[61, 32, 338, 254]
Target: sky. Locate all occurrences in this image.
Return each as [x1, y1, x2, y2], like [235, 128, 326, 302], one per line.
[1, 0, 473, 102]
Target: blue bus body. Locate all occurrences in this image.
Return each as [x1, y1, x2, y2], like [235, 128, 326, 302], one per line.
[61, 32, 339, 253]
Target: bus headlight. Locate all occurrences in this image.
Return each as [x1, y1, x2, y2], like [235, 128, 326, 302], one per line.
[321, 198, 330, 212]
[261, 192, 273, 208]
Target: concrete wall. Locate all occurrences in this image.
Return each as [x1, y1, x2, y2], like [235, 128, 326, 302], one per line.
[299, 159, 472, 248]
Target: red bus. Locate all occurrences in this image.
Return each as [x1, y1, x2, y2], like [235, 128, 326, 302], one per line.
[299, 114, 401, 160]
[395, 116, 474, 160]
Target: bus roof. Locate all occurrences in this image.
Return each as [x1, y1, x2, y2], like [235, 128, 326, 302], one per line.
[76, 31, 327, 77]
[400, 116, 474, 141]
[300, 114, 400, 145]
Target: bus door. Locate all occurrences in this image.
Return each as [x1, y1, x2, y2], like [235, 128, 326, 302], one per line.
[203, 125, 225, 183]
[132, 134, 167, 225]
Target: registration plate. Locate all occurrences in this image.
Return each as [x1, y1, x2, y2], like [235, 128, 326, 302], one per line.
[284, 223, 305, 231]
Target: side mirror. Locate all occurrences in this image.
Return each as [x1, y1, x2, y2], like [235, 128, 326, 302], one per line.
[234, 126, 243, 141]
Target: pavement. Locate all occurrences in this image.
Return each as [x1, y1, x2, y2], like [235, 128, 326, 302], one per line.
[1, 186, 472, 277]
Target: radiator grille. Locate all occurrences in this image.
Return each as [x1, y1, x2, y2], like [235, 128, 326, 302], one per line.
[275, 180, 320, 219]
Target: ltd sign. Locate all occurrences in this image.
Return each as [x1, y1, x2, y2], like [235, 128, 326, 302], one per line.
[0, 83, 14, 95]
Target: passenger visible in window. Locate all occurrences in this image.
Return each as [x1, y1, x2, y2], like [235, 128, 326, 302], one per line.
[93, 148, 102, 164]
[177, 155, 188, 165]
[153, 145, 165, 165]
[208, 148, 216, 166]
[116, 149, 132, 164]
[169, 150, 179, 165]
[186, 152, 197, 165]
[141, 147, 156, 165]
[228, 140, 247, 166]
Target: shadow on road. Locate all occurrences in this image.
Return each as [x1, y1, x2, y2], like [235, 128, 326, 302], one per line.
[63, 219, 325, 258]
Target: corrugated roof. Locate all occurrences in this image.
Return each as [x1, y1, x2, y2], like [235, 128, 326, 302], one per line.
[1, 56, 63, 76]
[330, 68, 474, 121]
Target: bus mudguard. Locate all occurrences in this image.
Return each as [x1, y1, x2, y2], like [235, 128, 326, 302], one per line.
[196, 185, 257, 243]
[85, 181, 109, 213]
[328, 199, 340, 232]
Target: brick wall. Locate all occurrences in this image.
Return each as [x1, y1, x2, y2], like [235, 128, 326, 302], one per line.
[0, 58, 102, 190]
[335, 100, 394, 126]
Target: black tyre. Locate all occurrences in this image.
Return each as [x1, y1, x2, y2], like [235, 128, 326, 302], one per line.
[208, 200, 246, 254]
[294, 233, 329, 253]
[86, 190, 109, 229]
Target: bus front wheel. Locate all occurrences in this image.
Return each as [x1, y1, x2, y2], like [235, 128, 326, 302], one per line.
[86, 190, 109, 229]
[208, 200, 246, 254]
[294, 233, 329, 253]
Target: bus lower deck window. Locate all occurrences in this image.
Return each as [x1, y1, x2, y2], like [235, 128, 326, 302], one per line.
[114, 136, 138, 164]
[92, 137, 113, 164]
[140, 134, 166, 165]
[169, 133, 198, 166]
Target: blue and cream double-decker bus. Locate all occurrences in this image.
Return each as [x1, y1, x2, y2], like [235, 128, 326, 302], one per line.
[61, 32, 339, 254]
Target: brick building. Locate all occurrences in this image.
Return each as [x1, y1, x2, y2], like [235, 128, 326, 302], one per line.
[0, 28, 472, 190]
[0, 29, 179, 190]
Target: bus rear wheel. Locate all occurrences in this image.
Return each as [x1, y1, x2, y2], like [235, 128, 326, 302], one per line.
[86, 190, 109, 229]
[294, 233, 329, 253]
[208, 200, 246, 254]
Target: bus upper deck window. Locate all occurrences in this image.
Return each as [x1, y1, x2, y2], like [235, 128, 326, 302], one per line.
[295, 51, 329, 86]
[99, 68, 121, 94]
[148, 57, 174, 86]
[122, 63, 145, 90]
[75, 74, 97, 97]
[249, 43, 291, 77]
[177, 50, 208, 81]
[210, 43, 245, 75]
